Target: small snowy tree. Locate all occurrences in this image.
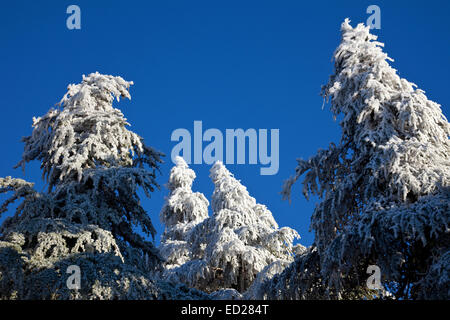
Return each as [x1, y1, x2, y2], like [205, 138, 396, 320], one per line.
[159, 160, 304, 297]
[279, 19, 450, 299]
[174, 161, 304, 295]
[159, 156, 209, 267]
[204, 162, 304, 294]
[0, 73, 207, 299]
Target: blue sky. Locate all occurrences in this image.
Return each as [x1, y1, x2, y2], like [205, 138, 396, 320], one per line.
[0, 0, 449, 246]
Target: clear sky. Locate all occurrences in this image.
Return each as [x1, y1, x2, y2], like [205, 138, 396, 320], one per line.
[0, 0, 449, 246]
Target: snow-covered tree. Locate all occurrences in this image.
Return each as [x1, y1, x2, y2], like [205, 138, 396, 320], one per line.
[0, 73, 207, 299]
[159, 156, 209, 267]
[204, 161, 304, 294]
[278, 19, 450, 299]
[161, 161, 304, 296]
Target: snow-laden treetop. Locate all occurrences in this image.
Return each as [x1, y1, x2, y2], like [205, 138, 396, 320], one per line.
[160, 156, 209, 238]
[284, 18, 450, 210]
[166, 156, 197, 192]
[16, 72, 161, 188]
[210, 161, 279, 231]
[324, 18, 450, 201]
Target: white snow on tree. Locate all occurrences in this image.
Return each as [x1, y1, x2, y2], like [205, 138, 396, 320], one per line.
[16, 72, 160, 188]
[159, 156, 209, 267]
[205, 161, 304, 294]
[160, 160, 304, 297]
[277, 19, 450, 299]
[0, 73, 208, 299]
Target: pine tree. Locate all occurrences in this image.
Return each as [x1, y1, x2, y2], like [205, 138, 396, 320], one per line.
[0, 73, 207, 299]
[159, 156, 209, 267]
[191, 161, 304, 295]
[279, 19, 450, 299]
[159, 160, 304, 297]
